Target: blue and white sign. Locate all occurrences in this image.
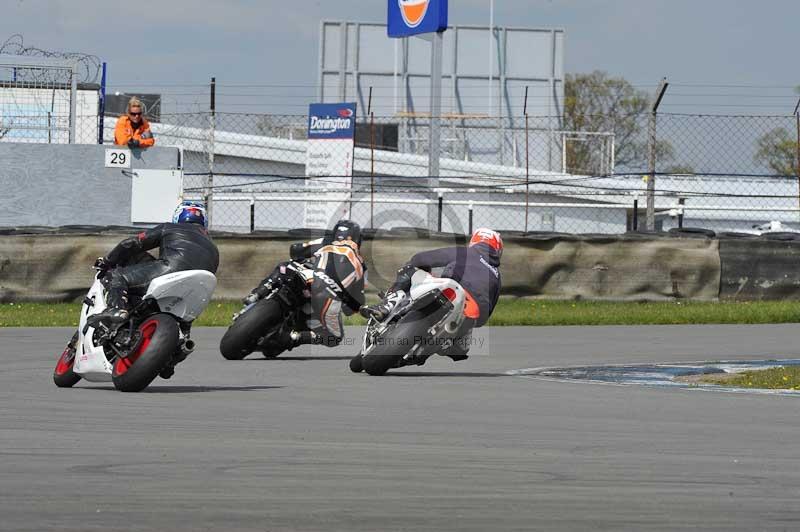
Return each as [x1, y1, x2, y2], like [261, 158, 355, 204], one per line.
[388, 0, 448, 38]
[307, 102, 357, 140]
[305, 102, 358, 228]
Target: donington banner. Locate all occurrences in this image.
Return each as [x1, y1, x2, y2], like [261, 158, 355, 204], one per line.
[304, 102, 357, 229]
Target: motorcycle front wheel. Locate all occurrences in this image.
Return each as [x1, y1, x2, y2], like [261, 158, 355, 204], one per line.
[53, 331, 81, 388]
[349, 354, 364, 373]
[219, 298, 284, 360]
[361, 309, 441, 376]
[112, 314, 179, 392]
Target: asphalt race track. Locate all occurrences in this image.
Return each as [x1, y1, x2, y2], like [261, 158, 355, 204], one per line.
[3, 324, 800, 532]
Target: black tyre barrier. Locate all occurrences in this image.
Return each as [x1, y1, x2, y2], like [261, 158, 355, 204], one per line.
[8, 226, 57, 235]
[520, 231, 578, 241]
[716, 231, 759, 239]
[719, 238, 800, 299]
[762, 232, 800, 241]
[620, 232, 666, 240]
[668, 227, 716, 238]
[287, 228, 328, 240]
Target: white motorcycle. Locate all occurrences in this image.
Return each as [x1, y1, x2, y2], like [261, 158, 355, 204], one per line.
[53, 257, 217, 392]
[350, 270, 469, 376]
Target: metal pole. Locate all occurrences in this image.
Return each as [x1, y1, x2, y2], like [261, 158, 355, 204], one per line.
[250, 199, 255, 233]
[678, 198, 685, 229]
[468, 202, 474, 235]
[428, 31, 444, 230]
[488, 0, 494, 116]
[393, 40, 399, 115]
[524, 86, 530, 233]
[98, 62, 107, 144]
[646, 77, 669, 231]
[68, 61, 78, 144]
[207, 77, 216, 226]
[795, 98, 800, 222]
[369, 86, 375, 229]
[633, 198, 639, 232]
[438, 193, 444, 232]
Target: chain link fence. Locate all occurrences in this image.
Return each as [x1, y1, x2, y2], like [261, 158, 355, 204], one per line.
[0, 37, 103, 145]
[2, 87, 798, 236]
[156, 111, 798, 236]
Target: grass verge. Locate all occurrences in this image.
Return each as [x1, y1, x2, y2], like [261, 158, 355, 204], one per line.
[699, 366, 800, 390]
[1, 299, 800, 327]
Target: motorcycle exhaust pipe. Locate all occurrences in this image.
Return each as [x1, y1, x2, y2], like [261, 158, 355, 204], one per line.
[181, 339, 196, 356]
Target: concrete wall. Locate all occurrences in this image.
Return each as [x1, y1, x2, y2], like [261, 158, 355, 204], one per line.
[0, 143, 181, 227]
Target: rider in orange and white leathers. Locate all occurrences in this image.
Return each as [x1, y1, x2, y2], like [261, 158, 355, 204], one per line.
[244, 220, 366, 349]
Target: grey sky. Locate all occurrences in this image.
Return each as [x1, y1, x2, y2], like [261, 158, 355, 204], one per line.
[2, 0, 798, 114]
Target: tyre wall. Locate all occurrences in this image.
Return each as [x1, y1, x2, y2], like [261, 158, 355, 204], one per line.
[718, 234, 800, 300]
[0, 228, 732, 302]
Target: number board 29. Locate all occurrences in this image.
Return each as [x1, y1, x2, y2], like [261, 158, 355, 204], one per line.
[105, 149, 131, 168]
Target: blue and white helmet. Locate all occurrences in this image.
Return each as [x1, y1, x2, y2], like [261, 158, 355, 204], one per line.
[172, 201, 208, 227]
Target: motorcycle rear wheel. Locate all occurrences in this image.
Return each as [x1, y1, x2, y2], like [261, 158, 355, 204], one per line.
[220, 298, 284, 360]
[112, 314, 179, 392]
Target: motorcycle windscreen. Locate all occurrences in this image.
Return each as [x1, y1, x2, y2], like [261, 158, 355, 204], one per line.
[144, 270, 217, 321]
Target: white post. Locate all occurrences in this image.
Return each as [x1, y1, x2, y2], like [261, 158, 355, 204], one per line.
[393, 39, 399, 115]
[488, 0, 494, 117]
[68, 61, 78, 144]
[428, 31, 444, 231]
[428, 31, 443, 182]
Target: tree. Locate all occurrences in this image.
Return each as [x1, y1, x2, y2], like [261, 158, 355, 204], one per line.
[563, 71, 675, 175]
[754, 127, 798, 176]
[661, 164, 695, 175]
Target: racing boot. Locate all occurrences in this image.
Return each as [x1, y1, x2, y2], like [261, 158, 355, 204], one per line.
[86, 307, 130, 328]
[87, 282, 130, 328]
[360, 291, 405, 321]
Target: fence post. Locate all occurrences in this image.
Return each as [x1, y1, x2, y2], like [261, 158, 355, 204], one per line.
[646, 78, 669, 231]
[795, 97, 800, 223]
[437, 192, 443, 232]
[428, 31, 444, 232]
[468, 202, 474, 235]
[207, 77, 216, 227]
[524, 86, 530, 233]
[97, 62, 107, 144]
[369, 86, 375, 229]
[68, 60, 78, 144]
[678, 198, 685, 229]
[250, 198, 255, 233]
[632, 197, 639, 232]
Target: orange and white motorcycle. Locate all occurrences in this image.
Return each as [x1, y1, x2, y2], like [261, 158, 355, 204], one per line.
[350, 269, 469, 376]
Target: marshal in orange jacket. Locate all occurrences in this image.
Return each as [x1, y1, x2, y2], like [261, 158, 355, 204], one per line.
[114, 115, 155, 147]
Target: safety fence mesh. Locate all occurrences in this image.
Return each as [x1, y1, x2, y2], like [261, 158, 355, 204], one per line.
[161, 111, 799, 235]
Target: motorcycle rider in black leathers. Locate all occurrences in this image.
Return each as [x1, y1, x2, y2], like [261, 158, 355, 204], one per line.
[361, 228, 502, 362]
[243, 219, 366, 351]
[89, 202, 219, 327]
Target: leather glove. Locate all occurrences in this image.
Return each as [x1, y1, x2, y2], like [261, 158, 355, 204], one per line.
[242, 293, 259, 306]
[127, 139, 141, 149]
[93, 257, 110, 272]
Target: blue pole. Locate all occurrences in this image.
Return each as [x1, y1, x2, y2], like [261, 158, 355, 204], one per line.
[97, 62, 107, 144]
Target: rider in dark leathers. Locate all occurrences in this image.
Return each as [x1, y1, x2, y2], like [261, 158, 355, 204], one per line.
[361, 228, 502, 361]
[90, 202, 219, 325]
[243, 220, 366, 351]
